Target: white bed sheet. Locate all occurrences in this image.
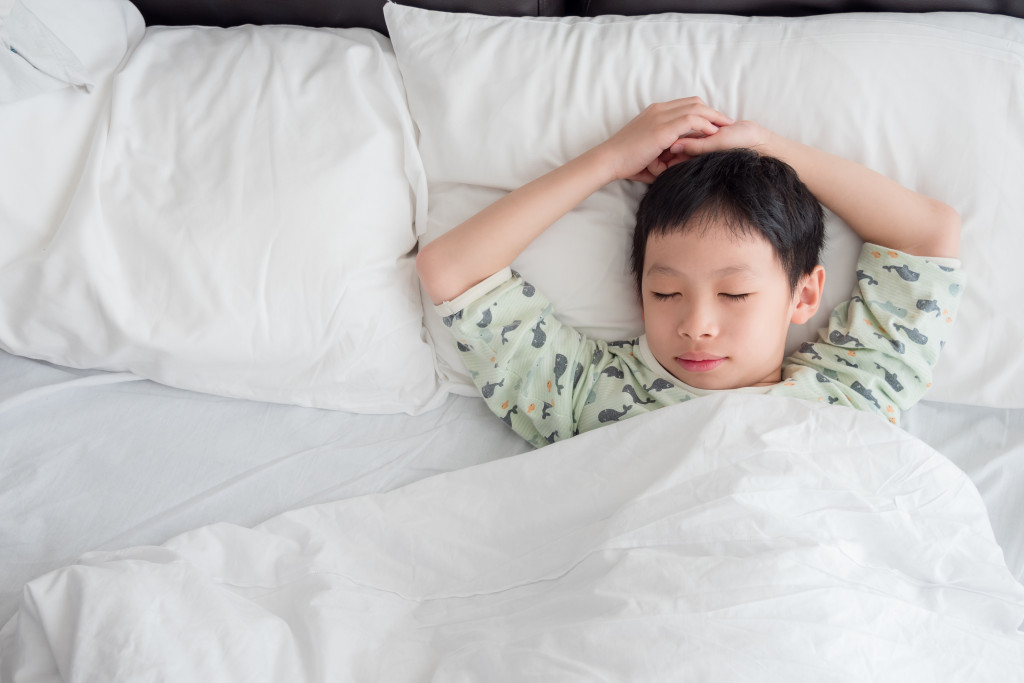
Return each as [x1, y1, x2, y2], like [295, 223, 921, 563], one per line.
[0, 350, 530, 625]
[1, 346, 1023, 630]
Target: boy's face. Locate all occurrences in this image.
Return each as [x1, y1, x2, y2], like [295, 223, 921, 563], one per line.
[641, 224, 822, 391]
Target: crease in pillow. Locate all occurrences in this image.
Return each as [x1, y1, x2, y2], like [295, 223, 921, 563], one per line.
[0, 0, 92, 102]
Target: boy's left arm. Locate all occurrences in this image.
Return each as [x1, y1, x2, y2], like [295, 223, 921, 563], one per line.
[786, 243, 965, 423]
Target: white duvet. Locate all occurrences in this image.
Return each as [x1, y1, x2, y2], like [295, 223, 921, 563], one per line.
[2, 394, 1023, 682]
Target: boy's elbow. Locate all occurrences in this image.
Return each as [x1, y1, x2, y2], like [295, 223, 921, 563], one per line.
[417, 242, 470, 305]
[928, 201, 961, 259]
[904, 200, 961, 260]
[415, 243, 447, 305]
[415, 241, 435, 280]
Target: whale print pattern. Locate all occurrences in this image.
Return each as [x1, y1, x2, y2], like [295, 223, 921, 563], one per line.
[440, 244, 963, 446]
[798, 342, 822, 360]
[856, 270, 879, 286]
[879, 301, 909, 318]
[598, 404, 633, 423]
[786, 244, 964, 424]
[500, 321, 521, 345]
[477, 308, 492, 328]
[601, 366, 625, 380]
[916, 299, 942, 317]
[573, 362, 584, 389]
[531, 318, 548, 348]
[623, 384, 656, 405]
[828, 331, 863, 347]
[874, 363, 904, 392]
[480, 378, 505, 399]
[442, 310, 462, 328]
[882, 263, 920, 281]
[553, 354, 568, 395]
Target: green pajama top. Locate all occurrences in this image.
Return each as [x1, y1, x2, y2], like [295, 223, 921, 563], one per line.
[436, 243, 965, 448]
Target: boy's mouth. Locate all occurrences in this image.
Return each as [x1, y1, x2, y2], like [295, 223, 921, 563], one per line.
[676, 355, 726, 373]
[671, 356, 729, 370]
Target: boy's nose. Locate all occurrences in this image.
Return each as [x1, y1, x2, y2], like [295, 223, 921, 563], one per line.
[677, 302, 718, 339]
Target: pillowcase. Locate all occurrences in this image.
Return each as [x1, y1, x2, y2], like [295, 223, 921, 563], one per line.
[385, 4, 1024, 409]
[0, 23, 447, 414]
[0, 0, 143, 269]
[0, 0, 92, 102]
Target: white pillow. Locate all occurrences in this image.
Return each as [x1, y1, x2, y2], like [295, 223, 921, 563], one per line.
[0, 0, 144, 102]
[0, 24, 446, 415]
[0, 0, 142, 267]
[0, 0, 92, 102]
[385, 4, 1024, 409]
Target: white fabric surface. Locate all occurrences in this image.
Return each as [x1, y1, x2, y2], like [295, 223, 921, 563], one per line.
[1, 0, 140, 102]
[385, 5, 1024, 409]
[902, 401, 1024, 587]
[2, 348, 1024, 627]
[0, 23, 444, 414]
[0, 0, 92, 101]
[0, 0, 143, 269]
[0, 351, 528, 626]
[3, 392, 1023, 681]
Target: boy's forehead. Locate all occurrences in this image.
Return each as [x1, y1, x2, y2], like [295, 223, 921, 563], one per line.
[643, 229, 781, 278]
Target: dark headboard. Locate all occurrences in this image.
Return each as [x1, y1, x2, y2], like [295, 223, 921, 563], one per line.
[128, 0, 1024, 31]
[127, 1, 572, 34]
[583, 0, 1024, 17]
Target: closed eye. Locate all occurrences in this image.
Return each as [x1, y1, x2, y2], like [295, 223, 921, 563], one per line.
[651, 292, 679, 301]
[720, 293, 750, 302]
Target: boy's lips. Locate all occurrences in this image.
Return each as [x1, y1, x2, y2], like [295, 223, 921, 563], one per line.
[675, 354, 726, 373]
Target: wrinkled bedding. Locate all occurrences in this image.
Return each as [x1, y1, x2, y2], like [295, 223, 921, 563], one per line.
[2, 394, 1022, 681]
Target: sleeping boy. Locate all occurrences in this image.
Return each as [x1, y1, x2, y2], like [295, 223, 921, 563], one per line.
[416, 97, 964, 448]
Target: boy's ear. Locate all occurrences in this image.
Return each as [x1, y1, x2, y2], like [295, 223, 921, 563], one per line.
[790, 265, 826, 325]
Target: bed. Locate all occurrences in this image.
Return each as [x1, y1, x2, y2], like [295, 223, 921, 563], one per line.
[1, 0, 1023, 679]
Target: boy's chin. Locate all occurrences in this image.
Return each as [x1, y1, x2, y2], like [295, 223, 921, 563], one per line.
[679, 376, 745, 391]
[670, 366, 781, 392]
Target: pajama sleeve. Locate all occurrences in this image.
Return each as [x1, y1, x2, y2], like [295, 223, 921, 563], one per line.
[786, 243, 965, 424]
[436, 269, 604, 448]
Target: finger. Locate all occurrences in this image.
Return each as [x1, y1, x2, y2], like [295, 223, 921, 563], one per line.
[628, 169, 658, 184]
[663, 95, 706, 108]
[658, 99, 735, 128]
[652, 114, 718, 143]
[664, 155, 690, 170]
[670, 137, 710, 157]
[641, 101, 734, 140]
[657, 148, 676, 164]
[646, 157, 668, 179]
[669, 138, 693, 154]
[632, 151, 690, 182]
[680, 114, 720, 138]
[663, 149, 694, 165]
[708, 110, 736, 127]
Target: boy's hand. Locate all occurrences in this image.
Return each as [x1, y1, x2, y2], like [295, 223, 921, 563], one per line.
[665, 120, 772, 162]
[594, 97, 735, 184]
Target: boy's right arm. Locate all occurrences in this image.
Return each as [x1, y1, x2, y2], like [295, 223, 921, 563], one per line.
[416, 98, 734, 305]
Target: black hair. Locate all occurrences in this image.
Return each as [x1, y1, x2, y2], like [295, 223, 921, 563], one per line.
[630, 148, 824, 296]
